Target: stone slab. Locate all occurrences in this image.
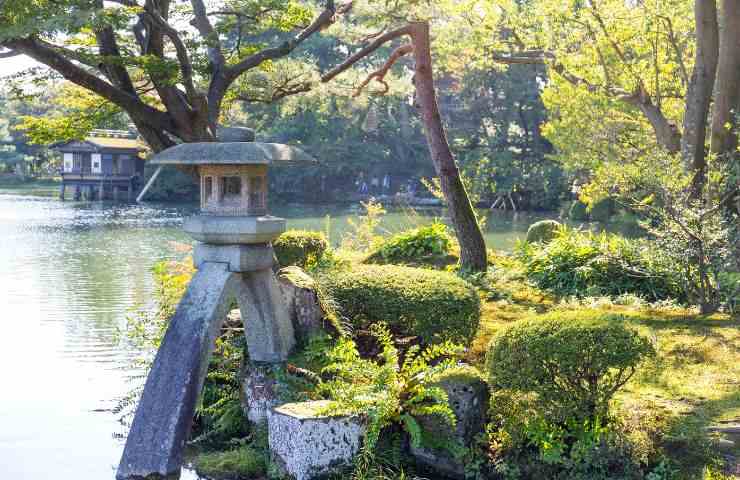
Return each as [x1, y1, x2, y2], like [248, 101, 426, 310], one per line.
[117, 262, 239, 480]
[184, 215, 286, 244]
[193, 243, 275, 272]
[268, 401, 365, 480]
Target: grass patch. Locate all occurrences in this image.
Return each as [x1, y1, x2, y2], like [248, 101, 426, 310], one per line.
[472, 252, 740, 478]
[193, 446, 267, 479]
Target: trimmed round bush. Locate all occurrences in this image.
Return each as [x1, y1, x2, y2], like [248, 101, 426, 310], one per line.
[365, 221, 454, 267]
[486, 311, 655, 422]
[569, 200, 589, 221]
[525, 219, 562, 244]
[273, 230, 328, 268]
[319, 265, 480, 345]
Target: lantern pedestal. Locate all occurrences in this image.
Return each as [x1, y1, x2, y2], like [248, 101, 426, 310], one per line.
[117, 139, 314, 480]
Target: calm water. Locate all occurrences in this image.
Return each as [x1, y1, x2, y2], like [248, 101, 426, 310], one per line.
[0, 189, 560, 479]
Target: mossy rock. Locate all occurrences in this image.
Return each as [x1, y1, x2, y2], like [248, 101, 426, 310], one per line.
[526, 220, 562, 244]
[568, 200, 590, 221]
[273, 230, 328, 268]
[318, 265, 480, 345]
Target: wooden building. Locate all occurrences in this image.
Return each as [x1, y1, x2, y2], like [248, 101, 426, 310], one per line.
[53, 129, 146, 201]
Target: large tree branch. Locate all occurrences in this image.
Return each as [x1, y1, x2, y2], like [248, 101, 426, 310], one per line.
[353, 43, 412, 97]
[93, 0, 137, 94]
[144, 7, 198, 102]
[226, 0, 343, 82]
[321, 25, 412, 83]
[2, 37, 175, 133]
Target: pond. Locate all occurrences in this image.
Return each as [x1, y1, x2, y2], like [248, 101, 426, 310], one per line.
[0, 189, 617, 479]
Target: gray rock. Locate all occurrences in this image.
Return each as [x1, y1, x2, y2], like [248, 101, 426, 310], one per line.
[277, 267, 336, 343]
[217, 126, 256, 142]
[410, 366, 489, 479]
[239, 360, 288, 425]
[268, 401, 365, 480]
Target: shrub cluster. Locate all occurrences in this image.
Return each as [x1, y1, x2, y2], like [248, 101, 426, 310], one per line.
[273, 230, 328, 268]
[364, 221, 454, 266]
[319, 265, 480, 345]
[525, 219, 562, 244]
[517, 228, 682, 301]
[486, 310, 655, 423]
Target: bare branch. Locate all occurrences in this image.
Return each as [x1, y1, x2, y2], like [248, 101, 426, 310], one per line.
[321, 25, 412, 83]
[353, 43, 413, 97]
[657, 15, 690, 87]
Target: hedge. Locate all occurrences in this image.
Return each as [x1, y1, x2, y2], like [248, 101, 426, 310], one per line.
[364, 221, 454, 267]
[319, 265, 480, 345]
[525, 219, 562, 244]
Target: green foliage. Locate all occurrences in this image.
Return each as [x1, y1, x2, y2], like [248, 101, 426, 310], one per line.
[273, 230, 329, 269]
[486, 311, 655, 423]
[525, 220, 562, 244]
[317, 324, 463, 460]
[341, 199, 387, 253]
[569, 200, 590, 221]
[589, 198, 615, 223]
[319, 264, 480, 345]
[517, 227, 682, 302]
[364, 221, 453, 266]
[193, 445, 267, 479]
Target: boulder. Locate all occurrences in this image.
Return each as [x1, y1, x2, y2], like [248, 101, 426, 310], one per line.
[410, 366, 489, 479]
[268, 400, 365, 480]
[277, 266, 339, 343]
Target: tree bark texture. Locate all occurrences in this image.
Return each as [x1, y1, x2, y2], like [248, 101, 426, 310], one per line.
[681, 0, 719, 198]
[710, 0, 740, 160]
[408, 23, 488, 272]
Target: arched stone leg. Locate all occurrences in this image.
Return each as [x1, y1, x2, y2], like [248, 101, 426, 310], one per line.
[117, 262, 239, 480]
[236, 268, 295, 363]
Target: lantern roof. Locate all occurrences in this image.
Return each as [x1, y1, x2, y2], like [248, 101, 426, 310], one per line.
[149, 142, 316, 166]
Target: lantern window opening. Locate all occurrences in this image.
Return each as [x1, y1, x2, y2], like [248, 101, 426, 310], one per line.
[204, 176, 215, 205]
[249, 176, 266, 212]
[221, 176, 242, 207]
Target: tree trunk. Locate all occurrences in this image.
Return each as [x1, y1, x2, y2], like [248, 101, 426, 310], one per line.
[408, 22, 488, 272]
[682, 0, 719, 198]
[710, 1, 740, 160]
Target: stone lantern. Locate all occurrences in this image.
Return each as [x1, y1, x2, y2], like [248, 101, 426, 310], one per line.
[117, 137, 315, 480]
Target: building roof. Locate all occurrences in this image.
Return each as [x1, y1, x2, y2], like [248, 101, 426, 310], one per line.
[86, 136, 146, 151]
[149, 142, 316, 166]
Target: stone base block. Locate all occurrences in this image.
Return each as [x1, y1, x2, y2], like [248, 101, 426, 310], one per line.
[194, 243, 275, 272]
[410, 366, 489, 479]
[268, 401, 365, 480]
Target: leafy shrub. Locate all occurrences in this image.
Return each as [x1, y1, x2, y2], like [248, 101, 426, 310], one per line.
[589, 197, 615, 222]
[273, 230, 328, 268]
[486, 311, 655, 423]
[525, 220, 562, 244]
[364, 221, 454, 266]
[319, 265, 480, 345]
[517, 227, 682, 301]
[569, 200, 589, 221]
[317, 324, 464, 461]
